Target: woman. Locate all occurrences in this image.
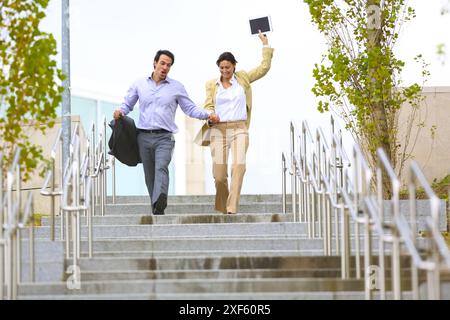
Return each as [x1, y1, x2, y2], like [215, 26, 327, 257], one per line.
[204, 31, 274, 214]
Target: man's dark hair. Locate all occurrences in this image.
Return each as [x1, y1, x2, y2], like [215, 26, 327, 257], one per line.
[154, 50, 175, 65]
[216, 52, 237, 66]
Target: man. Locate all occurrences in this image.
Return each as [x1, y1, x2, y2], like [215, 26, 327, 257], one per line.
[113, 50, 219, 215]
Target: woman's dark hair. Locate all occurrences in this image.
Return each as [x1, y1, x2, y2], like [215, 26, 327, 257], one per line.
[154, 50, 175, 65]
[216, 52, 237, 66]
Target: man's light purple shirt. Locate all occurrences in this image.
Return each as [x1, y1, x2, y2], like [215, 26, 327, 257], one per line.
[119, 76, 209, 133]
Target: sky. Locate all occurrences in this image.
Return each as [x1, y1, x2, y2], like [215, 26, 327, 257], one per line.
[40, 0, 450, 195]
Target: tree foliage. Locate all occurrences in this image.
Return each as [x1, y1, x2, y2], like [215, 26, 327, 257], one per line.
[304, 0, 428, 194]
[0, 0, 65, 181]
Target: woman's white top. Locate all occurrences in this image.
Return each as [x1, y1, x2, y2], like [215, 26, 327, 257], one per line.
[215, 75, 247, 122]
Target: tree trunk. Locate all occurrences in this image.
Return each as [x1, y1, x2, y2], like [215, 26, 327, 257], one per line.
[367, 0, 393, 197]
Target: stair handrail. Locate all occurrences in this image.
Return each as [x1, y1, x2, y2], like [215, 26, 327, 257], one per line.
[0, 148, 38, 300]
[92, 125, 106, 216]
[374, 148, 405, 299]
[406, 160, 450, 299]
[17, 191, 36, 282]
[319, 128, 351, 256]
[289, 121, 300, 219]
[2, 118, 108, 300]
[5, 148, 21, 300]
[283, 116, 450, 300]
[60, 124, 95, 268]
[298, 120, 322, 229]
[426, 216, 450, 267]
[40, 128, 63, 241]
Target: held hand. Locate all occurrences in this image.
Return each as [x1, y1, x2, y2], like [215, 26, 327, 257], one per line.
[208, 113, 220, 124]
[113, 109, 124, 120]
[258, 30, 269, 46]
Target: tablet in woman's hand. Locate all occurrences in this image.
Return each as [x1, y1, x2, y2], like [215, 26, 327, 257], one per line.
[249, 16, 272, 35]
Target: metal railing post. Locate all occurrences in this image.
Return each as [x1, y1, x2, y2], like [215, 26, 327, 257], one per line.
[87, 186, 93, 258]
[16, 228, 21, 286]
[0, 153, 4, 300]
[112, 156, 116, 204]
[290, 122, 298, 221]
[11, 232, 17, 300]
[303, 133, 308, 224]
[408, 170, 420, 300]
[0, 238, 3, 299]
[50, 158, 56, 241]
[97, 132, 105, 217]
[7, 150, 19, 300]
[376, 149, 402, 300]
[378, 235, 386, 300]
[29, 200, 35, 282]
[91, 124, 97, 212]
[6, 237, 11, 300]
[60, 139, 64, 241]
[71, 211, 77, 274]
[291, 158, 297, 221]
[292, 172, 297, 219]
[102, 117, 107, 211]
[364, 213, 372, 300]
[282, 154, 287, 214]
[74, 160, 80, 260]
[341, 203, 350, 279]
[65, 209, 70, 259]
[15, 162, 21, 287]
[353, 149, 361, 280]
[316, 131, 322, 240]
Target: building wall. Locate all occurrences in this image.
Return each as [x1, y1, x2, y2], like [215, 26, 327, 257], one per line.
[21, 115, 86, 216]
[184, 116, 206, 194]
[397, 87, 450, 185]
[184, 87, 450, 194]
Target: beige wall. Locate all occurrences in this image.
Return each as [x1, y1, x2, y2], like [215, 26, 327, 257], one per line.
[184, 116, 206, 194]
[4, 87, 448, 208]
[397, 87, 450, 186]
[18, 116, 86, 215]
[186, 87, 450, 193]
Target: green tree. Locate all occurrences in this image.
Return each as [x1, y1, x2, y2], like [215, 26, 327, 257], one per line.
[304, 0, 428, 195]
[0, 0, 65, 181]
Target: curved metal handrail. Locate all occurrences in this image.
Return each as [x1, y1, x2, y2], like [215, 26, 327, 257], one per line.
[282, 115, 450, 301]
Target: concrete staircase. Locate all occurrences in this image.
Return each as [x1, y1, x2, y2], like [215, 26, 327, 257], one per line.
[16, 195, 447, 300]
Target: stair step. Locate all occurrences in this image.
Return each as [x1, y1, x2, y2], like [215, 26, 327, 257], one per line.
[18, 290, 415, 300]
[19, 276, 423, 296]
[106, 194, 287, 204]
[79, 268, 345, 281]
[78, 250, 326, 258]
[17, 193, 447, 300]
[73, 255, 412, 272]
[29, 222, 422, 240]
[28, 222, 310, 239]
[21, 237, 405, 258]
[78, 268, 412, 281]
[41, 213, 293, 226]
[18, 278, 368, 295]
[101, 203, 283, 215]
